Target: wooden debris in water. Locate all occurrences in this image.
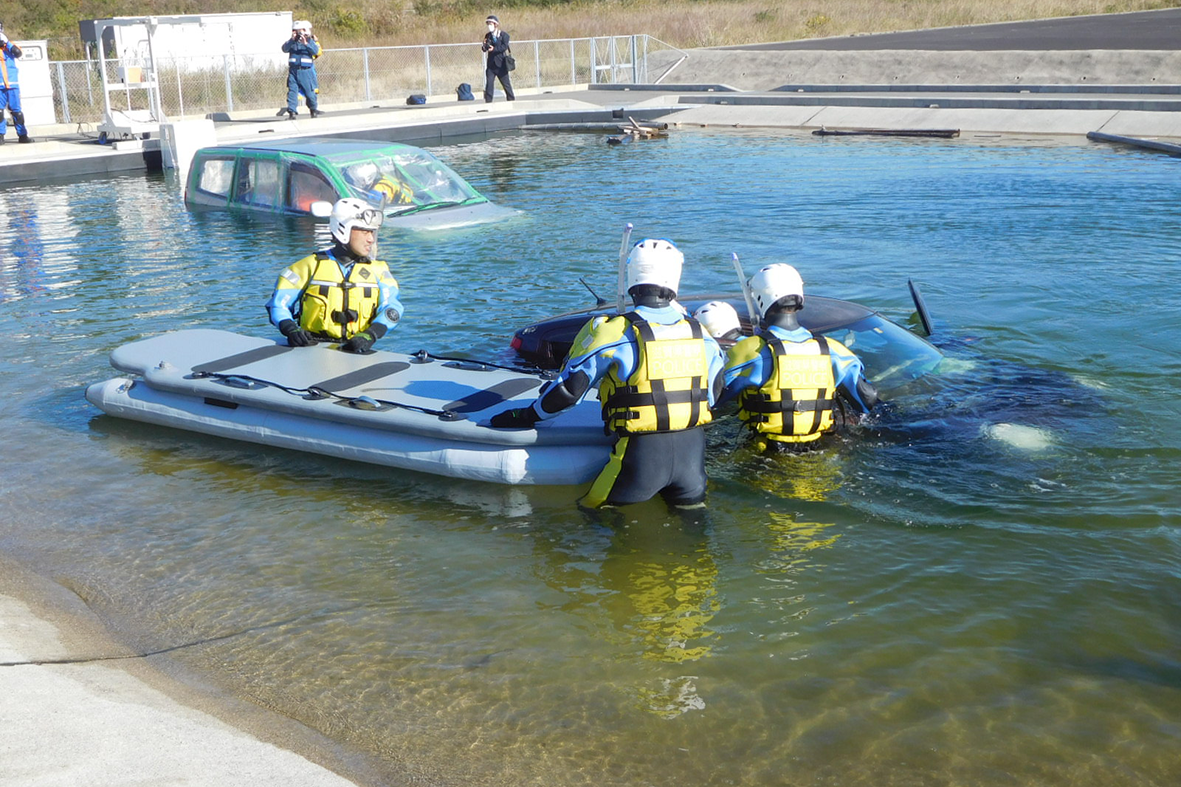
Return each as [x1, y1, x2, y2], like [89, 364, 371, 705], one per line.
[608, 116, 671, 145]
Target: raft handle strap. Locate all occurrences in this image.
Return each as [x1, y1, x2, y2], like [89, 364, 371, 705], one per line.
[189, 371, 461, 421]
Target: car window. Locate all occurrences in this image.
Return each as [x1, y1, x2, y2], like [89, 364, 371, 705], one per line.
[287, 162, 339, 213]
[195, 157, 236, 197]
[235, 157, 282, 209]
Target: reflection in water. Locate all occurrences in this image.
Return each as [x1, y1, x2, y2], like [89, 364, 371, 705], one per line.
[0, 198, 46, 303]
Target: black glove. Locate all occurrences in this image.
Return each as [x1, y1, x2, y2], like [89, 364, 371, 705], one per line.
[340, 322, 386, 354]
[278, 319, 315, 347]
[489, 407, 540, 429]
[341, 330, 376, 354]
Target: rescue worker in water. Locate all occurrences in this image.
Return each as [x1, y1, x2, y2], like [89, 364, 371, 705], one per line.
[265, 198, 403, 353]
[490, 238, 725, 509]
[719, 263, 878, 450]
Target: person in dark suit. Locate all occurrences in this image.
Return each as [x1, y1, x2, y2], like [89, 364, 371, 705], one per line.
[481, 14, 515, 103]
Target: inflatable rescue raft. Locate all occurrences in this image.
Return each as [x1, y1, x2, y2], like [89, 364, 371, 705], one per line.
[85, 329, 612, 485]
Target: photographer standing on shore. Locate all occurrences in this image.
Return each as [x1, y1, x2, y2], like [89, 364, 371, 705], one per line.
[279, 20, 322, 120]
[0, 21, 32, 143]
[481, 15, 514, 103]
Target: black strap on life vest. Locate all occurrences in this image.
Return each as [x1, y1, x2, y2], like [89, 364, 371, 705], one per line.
[603, 313, 708, 433]
[743, 334, 832, 436]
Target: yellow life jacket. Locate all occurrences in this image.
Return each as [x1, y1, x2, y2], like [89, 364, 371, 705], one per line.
[294, 252, 391, 340]
[737, 334, 836, 443]
[373, 176, 413, 206]
[599, 313, 713, 435]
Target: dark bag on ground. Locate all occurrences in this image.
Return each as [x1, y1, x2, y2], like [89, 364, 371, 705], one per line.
[456, 83, 474, 101]
[406, 94, 427, 105]
[505, 52, 516, 72]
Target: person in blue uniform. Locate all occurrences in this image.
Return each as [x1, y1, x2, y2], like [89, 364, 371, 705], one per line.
[490, 238, 725, 509]
[278, 20, 322, 120]
[481, 15, 515, 103]
[720, 263, 878, 451]
[0, 22, 32, 143]
[265, 198, 403, 353]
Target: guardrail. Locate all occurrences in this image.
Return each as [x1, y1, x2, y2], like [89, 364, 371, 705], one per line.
[48, 35, 686, 126]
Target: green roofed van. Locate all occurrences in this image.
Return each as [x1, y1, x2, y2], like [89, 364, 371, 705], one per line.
[184, 137, 517, 230]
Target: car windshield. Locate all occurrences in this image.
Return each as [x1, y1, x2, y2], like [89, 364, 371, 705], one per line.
[335, 150, 483, 213]
[818, 314, 944, 393]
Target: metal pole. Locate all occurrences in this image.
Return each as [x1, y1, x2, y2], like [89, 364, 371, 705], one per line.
[631, 35, 639, 83]
[223, 54, 234, 113]
[56, 62, 71, 124]
[146, 19, 165, 121]
[363, 47, 371, 101]
[534, 39, 540, 88]
[570, 39, 576, 85]
[176, 57, 185, 118]
[424, 45, 432, 96]
[97, 23, 113, 124]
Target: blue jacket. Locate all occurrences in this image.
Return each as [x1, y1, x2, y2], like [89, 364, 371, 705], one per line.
[282, 38, 321, 70]
[528, 304, 725, 423]
[719, 323, 874, 413]
[0, 40, 21, 88]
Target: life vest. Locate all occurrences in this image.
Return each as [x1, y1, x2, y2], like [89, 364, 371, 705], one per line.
[291, 252, 391, 340]
[373, 176, 413, 206]
[599, 313, 713, 435]
[737, 334, 836, 443]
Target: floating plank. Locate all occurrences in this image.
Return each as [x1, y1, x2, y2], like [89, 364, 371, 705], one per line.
[1087, 130, 1181, 157]
[812, 127, 960, 138]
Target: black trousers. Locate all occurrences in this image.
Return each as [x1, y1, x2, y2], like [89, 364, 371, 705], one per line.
[581, 427, 708, 508]
[484, 68, 515, 102]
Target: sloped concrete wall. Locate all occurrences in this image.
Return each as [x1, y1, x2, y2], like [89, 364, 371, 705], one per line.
[660, 49, 1181, 90]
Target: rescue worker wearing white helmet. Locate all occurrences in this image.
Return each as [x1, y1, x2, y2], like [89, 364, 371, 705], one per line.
[490, 238, 725, 509]
[693, 300, 743, 346]
[265, 198, 403, 353]
[278, 20, 321, 120]
[719, 263, 877, 450]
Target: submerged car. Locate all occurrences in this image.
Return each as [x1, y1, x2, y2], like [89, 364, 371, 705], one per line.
[510, 289, 944, 395]
[183, 138, 516, 229]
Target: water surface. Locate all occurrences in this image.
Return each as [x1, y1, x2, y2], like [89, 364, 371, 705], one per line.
[2, 129, 1179, 786]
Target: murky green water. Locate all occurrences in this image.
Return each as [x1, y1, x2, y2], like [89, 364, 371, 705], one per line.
[2, 129, 1179, 785]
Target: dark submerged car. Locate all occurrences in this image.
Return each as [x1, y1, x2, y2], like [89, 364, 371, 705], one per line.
[510, 291, 944, 395]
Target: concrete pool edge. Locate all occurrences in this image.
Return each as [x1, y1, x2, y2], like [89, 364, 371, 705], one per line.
[0, 552, 383, 786]
[6, 75, 1181, 186]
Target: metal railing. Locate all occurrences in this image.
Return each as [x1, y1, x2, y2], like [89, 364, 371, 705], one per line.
[47, 35, 686, 126]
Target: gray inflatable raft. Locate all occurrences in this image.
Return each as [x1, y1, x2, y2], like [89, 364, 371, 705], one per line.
[85, 329, 611, 485]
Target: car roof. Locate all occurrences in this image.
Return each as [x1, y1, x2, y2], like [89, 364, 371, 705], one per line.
[206, 137, 422, 158]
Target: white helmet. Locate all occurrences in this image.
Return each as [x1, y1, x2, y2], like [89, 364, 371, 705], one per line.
[749, 263, 805, 318]
[693, 301, 741, 340]
[346, 162, 379, 190]
[626, 238, 684, 295]
[293, 20, 312, 33]
[330, 198, 383, 245]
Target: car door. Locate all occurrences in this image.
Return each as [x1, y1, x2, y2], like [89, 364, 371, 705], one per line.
[231, 152, 284, 213]
[283, 156, 343, 215]
[185, 151, 238, 209]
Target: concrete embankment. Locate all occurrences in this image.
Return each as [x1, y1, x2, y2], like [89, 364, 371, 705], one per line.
[0, 554, 367, 786]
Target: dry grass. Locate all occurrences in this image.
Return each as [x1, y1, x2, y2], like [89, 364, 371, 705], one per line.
[34, 0, 1179, 59]
[359, 0, 1178, 49]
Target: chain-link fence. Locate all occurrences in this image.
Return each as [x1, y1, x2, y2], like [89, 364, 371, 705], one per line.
[48, 35, 687, 127]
